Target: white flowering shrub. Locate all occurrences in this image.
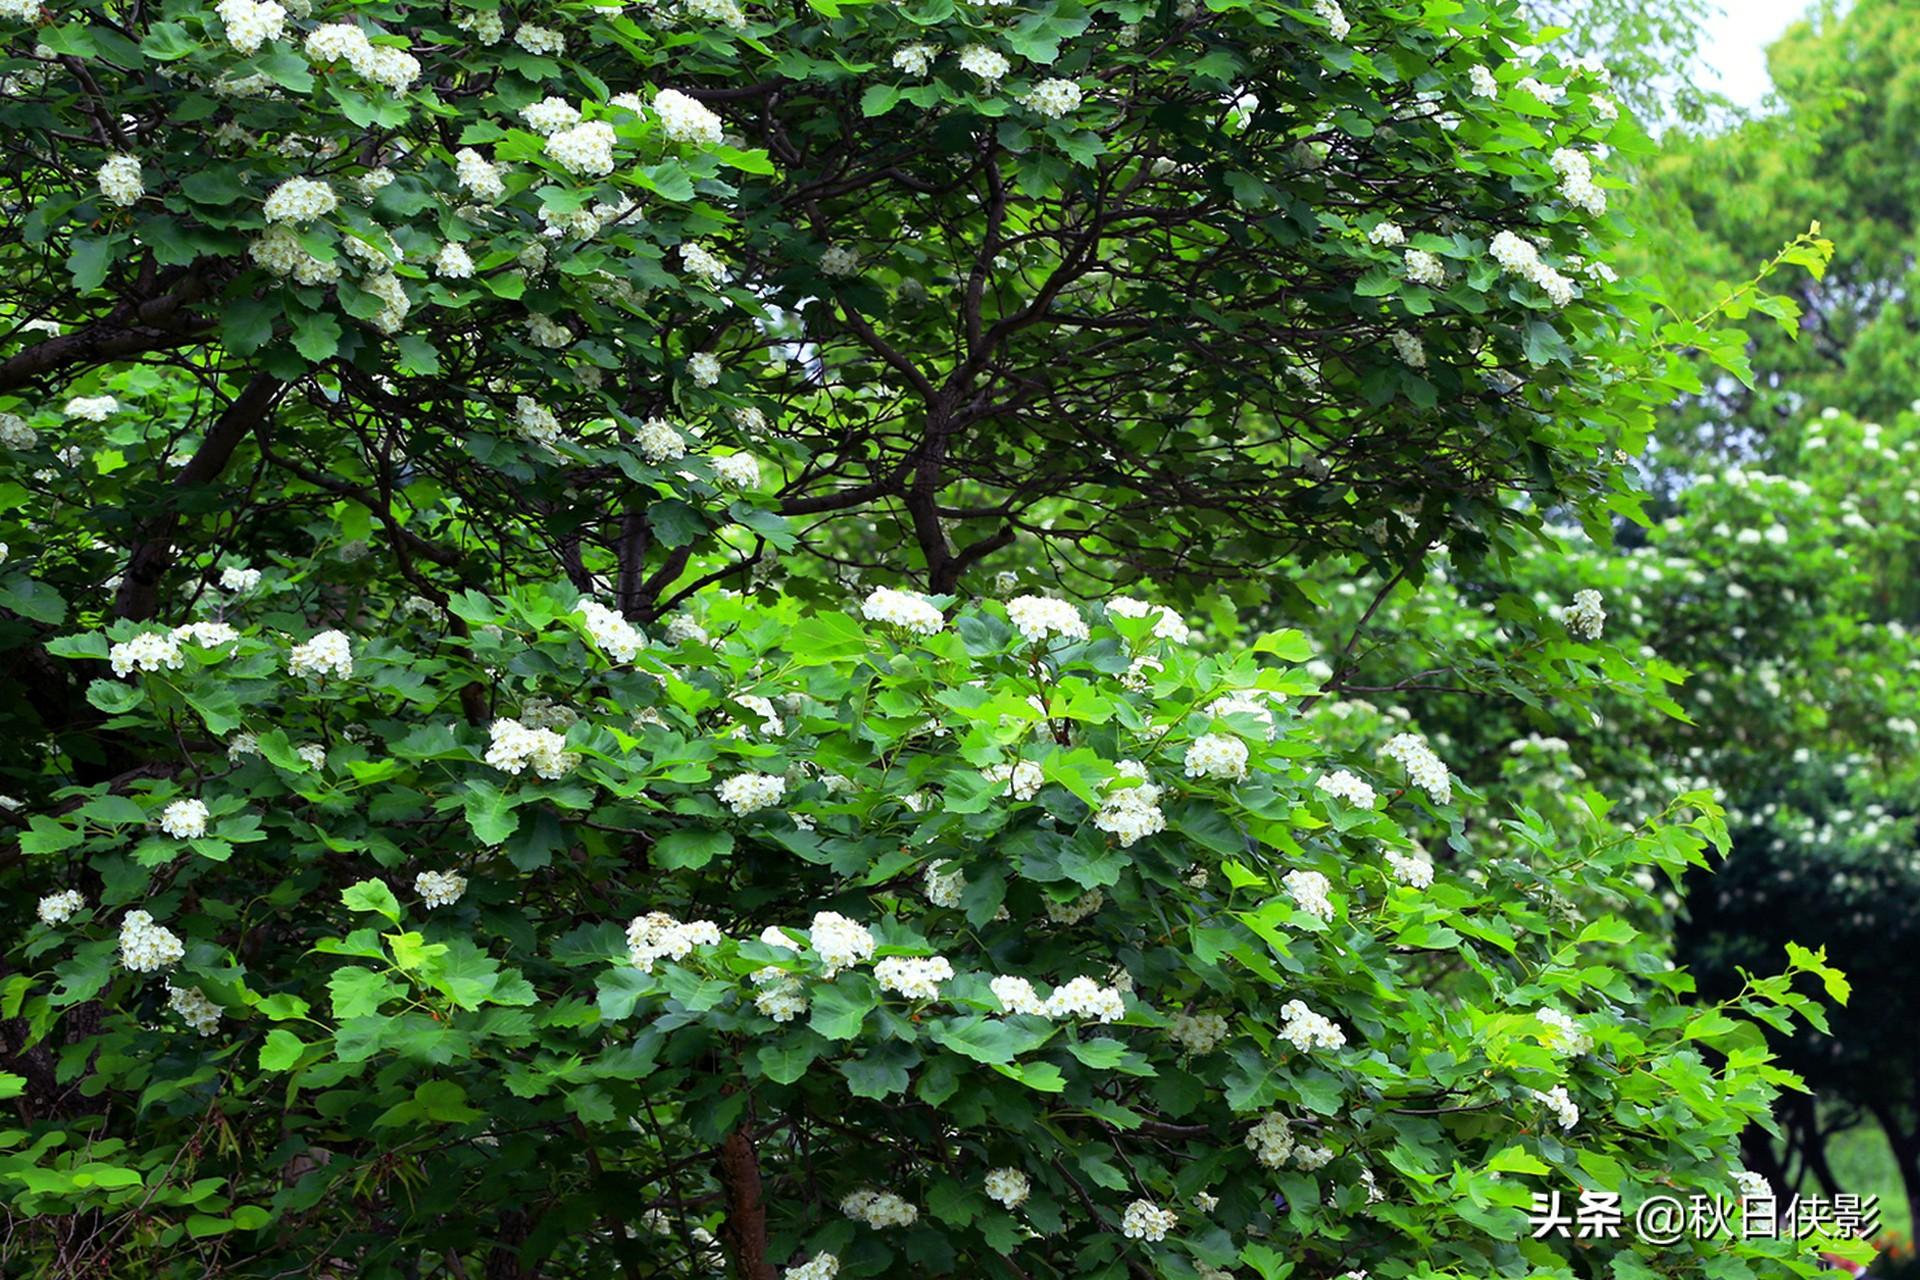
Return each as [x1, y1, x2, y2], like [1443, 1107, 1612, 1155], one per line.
[0, 579, 1857, 1278]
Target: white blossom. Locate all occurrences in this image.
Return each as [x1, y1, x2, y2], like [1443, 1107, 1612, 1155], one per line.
[159, 798, 210, 839]
[97, 154, 145, 206]
[119, 910, 185, 972]
[288, 629, 353, 679]
[37, 889, 86, 925]
[416, 869, 467, 908]
[861, 586, 944, 634]
[1120, 1199, 1176, 1242]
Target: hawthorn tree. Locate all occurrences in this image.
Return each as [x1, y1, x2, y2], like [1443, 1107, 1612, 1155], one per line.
[0, 0, 1869, 1277]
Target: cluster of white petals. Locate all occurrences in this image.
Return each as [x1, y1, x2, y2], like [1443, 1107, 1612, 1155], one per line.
[37, 889, 86, 925]
[262, 177, 338, 225]
[1169, 1010, 1230, 1055]
[97, 154, 145, 205]
[575, 597, 644, 662]
[1284, 868, 1335, 922]
[1315, 769, 1377, 808]
[1537, 1006, 1593, 1055]
[626, 911, 723, 972]
[111, 631, 184, 677]
[1184, 733, 1250, 782]
[784, 1253, 838, 1280]
[1121, 1199, 1177, 1242]
[840, 1189, 918, 1229]
[1532, 1085, 1579, 1130]
[654, 88, 725, 145]
[485, 718, 578, 779]
[1565, 589, 1607, 639]
[289, 629, 353, 679]
[1106, 595, 1189, 642]
[1380, 732, 1452, 804]
[416, 870, 467, 908]
[716, 771, 786, 815]
[874, 955, 954, 1001]
[809, 911, 876, 976]
[159, 798, 210, 839]
[1095, 760, 1166, 847]
[167, 983, 222, 1035]
[1279, 998, 1346, 1051]
[120, 909, 186, 972]
[982, 760, 1045, 801]
[1550, 147, 1606, 216]
[984, 1167, 1031, 1208]
[1384, 849, 1434, 888]
[1246, 1111, 1295, 1167]
[861, 586, 944, 634]
[1489, 230, 1575, 307]
[1042, 975, 1127, 1022]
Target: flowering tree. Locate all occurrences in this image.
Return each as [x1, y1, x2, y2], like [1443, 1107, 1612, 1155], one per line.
[0, 0, 1868, 1275]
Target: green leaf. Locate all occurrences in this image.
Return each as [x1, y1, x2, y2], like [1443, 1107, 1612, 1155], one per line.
[808, 978, 877, 1041]
[68, 237, 114, 292]
[258, 1029, 308, 1071]
[655, 828, 733, 870]
[341, 878, 401, 923]
[291, 311, 342, 364]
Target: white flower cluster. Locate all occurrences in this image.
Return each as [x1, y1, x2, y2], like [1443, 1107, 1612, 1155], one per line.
[1169, 1010, 1230, 1055]
[819, 245, 860, 276]
[1020, 77, 1083, 118]
[1733, 1170, 1772, 1201]
[167, 983, 222, 1036]
[717, 772, 786, 815]
[1550, 147, 1606, 216]
[174, 621, 239, 649]
[416, 870, 467, 908]
[159, 798, 210, 839]
[874, 955, 954, 1001]
[990, 974, 1046, 1015]
[1516, 76, 1567, 105]
[861, 586, 944, 634]
[1468, 64, 1498, 97]
[959, 44, 1010, 85]
[711, 453, 758, 489]
[655, 88, 725, 145]
[1007, 595, 1087, 644]
[784, 1253, 838, 1280]
[65, 395, 118, 421]
[1489, 230, 1574, 308]
[752, 967, 809, 1022]
[923, 859, 966, 908]
[1565, 589, 1606, 639]
[514, 23, 564, 54]
[303, 23, 419, 91]
[521, 96, 581, 134]
[1095, 760, 1166, 847]
[547, 121, 617, 177]
[1045, 888, 1104, 925]
[97, 154, 145, 206]
[1405, 248, 1446, 286]
[215, 0, 284, 52]
[1106, 596, 1189, 642]
[1367, 221, 1405, 247]
[893, 43, 935, 75]
[110, 631, 184, 677]
[120, 909, 185, 972]
[220, 565, 261, 593]
[1380, 733, 1452, 804]
[1184, 733, 1249, 782]
[1537, 1006, 1593, 1055]
[456, 148, 507, 202]
[37, 889, 86, 925]
[296, 742, 326, 770]
[627, 911, 723, 972]
[1279, 998, 1346, 1052]
[262, 177, 338, 225]
[1389, 328, 1426, 368]
[1042, 975, 1127, 1022]
[0, 413, 37, 449]
[984, 1167, 1031, 1208]
[1315, 770, 1376, 808]
[1312, 0, 1350, 38]
[680, 241, 730, 285]
[632, 417, 687, 464]
[289, 629, 352, 679]
[982, 760, 1045, 801]
[1532, 1085, 1579, 1130]
[434, 242, 473, 278]
[1384, 849, 1434, 888]
[688, 352, 723, 386]
[1121, 1199, 1176, 1242]
[731, 694, 783, 736]
[809, 911, 875, 976]
[841, 1189, 918, 1229]
[1246, 1112, 1295, 1168]
[1284, 868, 1334, 922]
[575, 597, 644, 662]
[485, 718, 578, 778]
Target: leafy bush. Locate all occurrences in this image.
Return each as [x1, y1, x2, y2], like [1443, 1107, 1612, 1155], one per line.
[5, 584, 1855, 1277]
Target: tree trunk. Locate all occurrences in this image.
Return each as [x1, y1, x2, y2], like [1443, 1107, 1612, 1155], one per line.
[718, 1125, 775, 1280]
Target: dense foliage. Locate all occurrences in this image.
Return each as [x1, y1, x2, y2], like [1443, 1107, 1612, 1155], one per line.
[0, 0, 1877, 1275]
